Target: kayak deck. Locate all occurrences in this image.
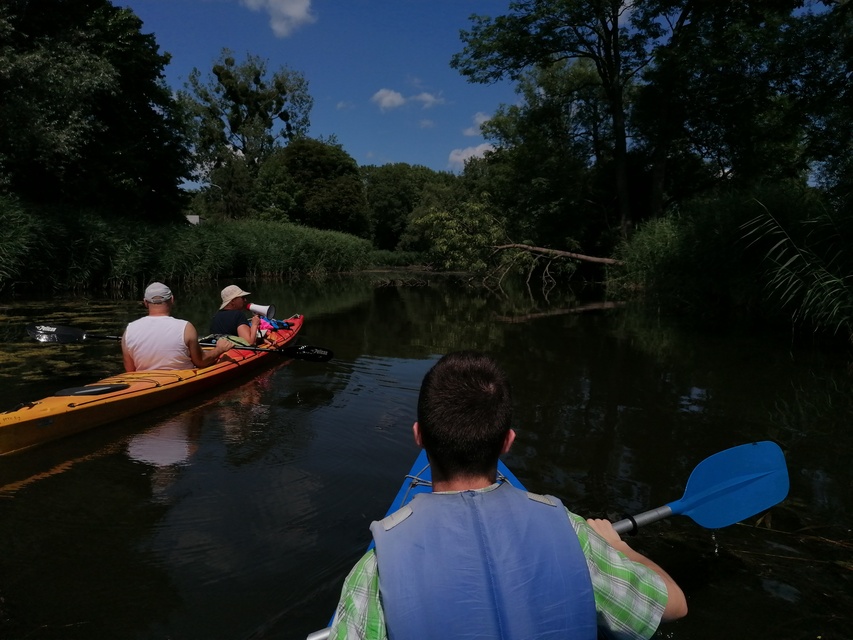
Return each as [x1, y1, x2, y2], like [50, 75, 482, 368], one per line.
[382, 449, 525, 520]
[0, 314, 304, 456]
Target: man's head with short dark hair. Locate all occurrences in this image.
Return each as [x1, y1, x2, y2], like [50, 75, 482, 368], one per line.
[417, 351, 513, 481]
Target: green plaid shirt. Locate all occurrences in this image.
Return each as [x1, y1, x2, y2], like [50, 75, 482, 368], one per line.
[329, 506, 668, 640]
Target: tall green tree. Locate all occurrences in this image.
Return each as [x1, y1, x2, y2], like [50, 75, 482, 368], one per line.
[632, 0, 811, 207]
[181, 50, 312, 187]
[361, 163, 449, 250]
[399, 172, 473, 253]
[451, 0, 815, 235]
[0, 0, 190, 220]
[452, 0, 652, 237]
[407, 200, 504, 272]
[784, 1, 852, 207]
[468, 61, 610, 250]
[279, 137, 369, 237]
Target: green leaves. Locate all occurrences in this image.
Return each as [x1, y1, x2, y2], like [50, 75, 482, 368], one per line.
[743, 198, 853, 340]
[180, 50, 314, 224]
[0, 1, 191, 220]
[182, 49, 312, 179]
[410, 201, 504, 273]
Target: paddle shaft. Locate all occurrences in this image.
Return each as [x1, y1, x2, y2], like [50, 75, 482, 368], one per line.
[612, 506, 674, 535]
[201, 342, 333, 362]
[27, 323, 333, 362]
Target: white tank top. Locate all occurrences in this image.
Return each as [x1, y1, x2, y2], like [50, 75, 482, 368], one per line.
[124, 315, 194, 370]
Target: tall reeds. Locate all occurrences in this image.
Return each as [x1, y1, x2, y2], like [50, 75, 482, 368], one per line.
[743, 198, 853, 342]
[0, 196, 372, 295]
[0, 196, 36, 293]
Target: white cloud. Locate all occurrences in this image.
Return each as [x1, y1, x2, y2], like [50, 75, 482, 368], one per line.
[240, 0, 316, 37]
[463, 111, 491, 136]
[448, 143, 494, 171]
[336, 101, 355, 110]
[371, 88, 406, 111]
[410, 92, 445, 109]
[419, 119, 435, 129]
[370, 88, 447, 112]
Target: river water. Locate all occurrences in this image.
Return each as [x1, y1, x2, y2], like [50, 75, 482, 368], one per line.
[0, 275, 850, 639]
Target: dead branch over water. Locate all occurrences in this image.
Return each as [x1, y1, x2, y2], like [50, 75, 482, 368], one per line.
[493, 244, 623, 266]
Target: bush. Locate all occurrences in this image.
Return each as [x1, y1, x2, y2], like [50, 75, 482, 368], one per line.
[608, 182, 824, 324]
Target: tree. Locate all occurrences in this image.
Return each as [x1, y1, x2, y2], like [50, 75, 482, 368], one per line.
[409, 200, 505, 272]
[452, 0, 651, 237]
[0, 0, 191, 220]
[632, 1, 811, 205]
[361, 163, 450, 250]
[451, 0, 817, 235]
[784, 1, 852, 207]
[280, 137, 369, 236]
[181, 50, 312, 186]
[398, 171, 468, 253]
[467, 61, 610, 251]
[251, 148, 299, 223]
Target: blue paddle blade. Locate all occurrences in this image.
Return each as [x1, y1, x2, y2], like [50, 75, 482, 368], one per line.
[667, 441, 789, 529]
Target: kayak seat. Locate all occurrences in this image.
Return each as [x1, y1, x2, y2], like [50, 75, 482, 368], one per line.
[54, 384, 131, 397]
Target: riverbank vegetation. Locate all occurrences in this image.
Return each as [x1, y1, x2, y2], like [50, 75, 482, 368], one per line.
[0, 196, 372, 294]
[1, 0, 851, 344]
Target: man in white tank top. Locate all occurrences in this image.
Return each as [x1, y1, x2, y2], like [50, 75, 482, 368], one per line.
[122, 282, 233, 372]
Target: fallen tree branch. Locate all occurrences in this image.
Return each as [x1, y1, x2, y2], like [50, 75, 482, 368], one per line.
[493, 243, 623, 266]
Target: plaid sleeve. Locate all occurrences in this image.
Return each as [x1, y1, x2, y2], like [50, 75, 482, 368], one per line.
[567, 510, 668, 639]
[329, 550, 387, 640]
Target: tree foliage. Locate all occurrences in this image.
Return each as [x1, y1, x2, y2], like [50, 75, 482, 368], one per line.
[279, 137, 369, 237]
[451, 0, 831, 239]
[409, 201, 504, 272]
[0, 0, 191, 220]
[465, 61, 605, 251]
[361, 163, 454, 250]
[452, 0, 656, 236]
[181, 50, 312, 184]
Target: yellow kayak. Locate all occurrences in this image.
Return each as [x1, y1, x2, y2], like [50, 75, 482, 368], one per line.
[1, 314, 315, 456]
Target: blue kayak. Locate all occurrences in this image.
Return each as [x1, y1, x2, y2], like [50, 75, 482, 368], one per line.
[376, 449, 525, 533]
[306, 450, 525, 640]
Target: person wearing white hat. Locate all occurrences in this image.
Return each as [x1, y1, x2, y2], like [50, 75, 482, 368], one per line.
[122, 282, 233, 372]
[209, 284, 260, 344]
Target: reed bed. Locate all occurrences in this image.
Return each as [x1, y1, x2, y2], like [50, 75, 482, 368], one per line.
[0, 197, 372, 295]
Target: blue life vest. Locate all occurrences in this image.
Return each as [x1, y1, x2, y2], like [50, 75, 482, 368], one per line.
[370, 482, 597, 640]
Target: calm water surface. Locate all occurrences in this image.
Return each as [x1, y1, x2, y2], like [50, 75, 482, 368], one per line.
[0, 275, 850, 639]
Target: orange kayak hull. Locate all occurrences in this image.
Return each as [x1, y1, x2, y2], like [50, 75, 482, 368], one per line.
[0, 314, 304, 456]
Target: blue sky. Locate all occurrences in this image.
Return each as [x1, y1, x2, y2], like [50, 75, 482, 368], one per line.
[120, 0, 519, 172]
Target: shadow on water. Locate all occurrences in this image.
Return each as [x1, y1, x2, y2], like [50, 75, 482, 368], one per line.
[0, 274, 851, 639]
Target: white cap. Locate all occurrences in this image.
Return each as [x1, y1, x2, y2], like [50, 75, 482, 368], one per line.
[144, 282, 173, 303]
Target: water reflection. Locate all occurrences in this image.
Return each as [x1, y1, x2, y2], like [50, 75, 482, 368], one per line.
[0, 275, 851, 639]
